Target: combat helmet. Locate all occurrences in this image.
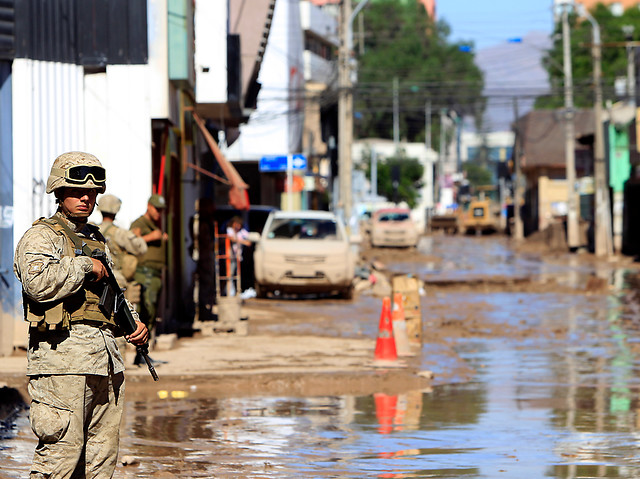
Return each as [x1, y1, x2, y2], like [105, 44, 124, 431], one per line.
[97, 194, 121, 215]
[46, 151, 106, 194]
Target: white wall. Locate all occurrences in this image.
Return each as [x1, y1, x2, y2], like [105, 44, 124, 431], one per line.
[194, 0, 229, 104]
[300, 1, 339, 43]
[85, 65, 153, 229]
[148, 0, 170, 120]
[225, 0, 304, 160]
[12, 59, 85, 246]
[460, 130, 514, 163]
[303, 50, 335, 84]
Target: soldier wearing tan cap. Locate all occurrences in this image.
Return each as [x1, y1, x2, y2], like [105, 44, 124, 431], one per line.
[13, 151, 148, 478]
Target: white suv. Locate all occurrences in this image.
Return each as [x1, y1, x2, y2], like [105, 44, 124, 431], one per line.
[251, 210, 356, 299]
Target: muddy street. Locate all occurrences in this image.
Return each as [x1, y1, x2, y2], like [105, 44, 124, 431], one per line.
[3, 234, 640, 478]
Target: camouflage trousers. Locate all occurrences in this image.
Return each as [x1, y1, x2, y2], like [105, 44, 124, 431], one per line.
[28, 372, 125, 479]
[133, 266, 162, 331]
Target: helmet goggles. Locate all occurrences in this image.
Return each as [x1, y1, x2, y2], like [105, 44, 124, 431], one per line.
[52, 165, 106, 185]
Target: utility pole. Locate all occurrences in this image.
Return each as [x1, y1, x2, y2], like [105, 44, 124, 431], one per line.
[393, 77, 400, 147]
[338, 0, 353, 229]
[338, 0, 370, 231]
[580, 6, 612, 256]
[358, 12, 365, 56]
[623, 25, 636, 106]
[562, 2, 580, 249]
[512, 97, 524, 241]
[437, 108, 447, 213]
[371, 148, 377, 197]
[425, 99, 431, 150]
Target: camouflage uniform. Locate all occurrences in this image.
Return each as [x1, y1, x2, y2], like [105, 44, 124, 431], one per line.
[130, 197, 166, 331]
[14, 152, 134, 479]
[97, 194, 147, 290]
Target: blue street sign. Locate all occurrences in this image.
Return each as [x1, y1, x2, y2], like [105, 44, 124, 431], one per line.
[259, 154, 307, 172]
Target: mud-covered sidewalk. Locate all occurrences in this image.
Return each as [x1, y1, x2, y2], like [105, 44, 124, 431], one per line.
[0, 298, 434, 403]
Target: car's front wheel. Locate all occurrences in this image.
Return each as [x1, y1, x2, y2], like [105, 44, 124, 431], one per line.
[339, 285, 354, 300]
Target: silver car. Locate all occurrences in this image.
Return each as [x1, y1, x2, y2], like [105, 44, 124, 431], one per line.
[251, 210, 356, 299]
[370, 207, 419, 248]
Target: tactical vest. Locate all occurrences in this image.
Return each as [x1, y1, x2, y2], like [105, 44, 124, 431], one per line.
[22, 216, 117, 330]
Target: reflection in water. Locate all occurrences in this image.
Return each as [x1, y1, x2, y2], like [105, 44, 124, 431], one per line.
[5, 239, 640, 477]
[5, 303, 640, 477]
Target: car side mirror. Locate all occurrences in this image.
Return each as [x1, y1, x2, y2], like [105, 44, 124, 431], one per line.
[247, 232, 261, 243]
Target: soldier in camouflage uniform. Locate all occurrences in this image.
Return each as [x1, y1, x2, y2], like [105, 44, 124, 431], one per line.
[130, 194, 168, 365]
[13, 151, 149, 479]
[97, 194, 147, 292]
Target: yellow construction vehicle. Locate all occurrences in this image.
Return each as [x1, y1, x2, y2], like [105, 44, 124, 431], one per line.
[459, 198, 502, 235]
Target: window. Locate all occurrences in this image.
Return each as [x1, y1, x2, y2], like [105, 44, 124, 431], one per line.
[268, 218, 340, 240]
[304, 32, 335, 61]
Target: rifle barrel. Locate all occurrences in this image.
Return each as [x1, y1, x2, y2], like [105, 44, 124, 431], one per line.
[92, 249, 159, 381]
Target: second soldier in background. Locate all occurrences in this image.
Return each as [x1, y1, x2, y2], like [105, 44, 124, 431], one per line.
[130, 194, 168, 366]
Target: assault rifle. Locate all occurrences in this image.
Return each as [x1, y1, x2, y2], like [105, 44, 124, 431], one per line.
[91, 249, 159, 381]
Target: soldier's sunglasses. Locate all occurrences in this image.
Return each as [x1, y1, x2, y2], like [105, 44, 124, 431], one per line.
[54, 166, 106, 184]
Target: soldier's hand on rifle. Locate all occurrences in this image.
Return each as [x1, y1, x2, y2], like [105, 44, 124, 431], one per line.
[126, 320, 149, 345]
[89, 258, 108, 282]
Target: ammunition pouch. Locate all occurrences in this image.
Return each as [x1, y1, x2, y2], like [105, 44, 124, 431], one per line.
[98, 282, 115, 318]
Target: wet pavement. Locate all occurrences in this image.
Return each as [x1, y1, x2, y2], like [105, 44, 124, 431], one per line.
[3, 236, 640, 478]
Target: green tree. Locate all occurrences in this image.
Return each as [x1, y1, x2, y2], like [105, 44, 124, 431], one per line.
[536, 4, 640, 109]
[354, 0, 485, 145]
[360, 148, 424, 208]
[462, 161, 493, 188]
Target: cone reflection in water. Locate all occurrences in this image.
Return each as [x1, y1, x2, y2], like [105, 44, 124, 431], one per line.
[374, 392, 398, 434]
[391, 292, 412, 357]
[374, 297, 398, 362]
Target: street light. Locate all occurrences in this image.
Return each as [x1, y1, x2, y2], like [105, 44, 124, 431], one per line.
[578, 5, 613, 256]
[338, 0, 370, 232]
[560, 0, 580, 250]
[622, 25, 636, 107]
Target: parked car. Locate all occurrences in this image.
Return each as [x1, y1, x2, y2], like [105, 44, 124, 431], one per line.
[250, 210, 356, 299]
[370, 207, 419, 248]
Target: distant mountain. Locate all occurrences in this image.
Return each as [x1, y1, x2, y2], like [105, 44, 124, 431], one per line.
[475, 31, 552, 132]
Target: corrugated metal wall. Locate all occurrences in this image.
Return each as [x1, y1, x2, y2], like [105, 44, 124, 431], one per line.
[14, 0, 147, 65]
[12, 60, 153, 246]
[12, 59, 85, 247]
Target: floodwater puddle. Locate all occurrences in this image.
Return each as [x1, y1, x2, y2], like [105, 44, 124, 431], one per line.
[4, 281, 640, 478]
[4, 236, 640, 477]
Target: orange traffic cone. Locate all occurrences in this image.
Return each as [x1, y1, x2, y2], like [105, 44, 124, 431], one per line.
[374, 297, 398, 362]
[391, 292, 412, 357]
[374, 392, 398, 434]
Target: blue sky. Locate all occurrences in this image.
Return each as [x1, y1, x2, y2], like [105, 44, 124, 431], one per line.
[437, 0, 556, 50]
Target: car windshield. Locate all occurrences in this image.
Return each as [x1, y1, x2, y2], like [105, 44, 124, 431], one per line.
[378, 212, 409, 222]
[267, 218, 341, 240]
